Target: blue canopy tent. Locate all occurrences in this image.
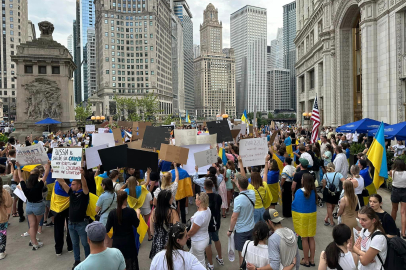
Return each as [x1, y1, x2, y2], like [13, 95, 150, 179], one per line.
[368, 121, 406, 141]
[336, 118, 388, 134]
[35, 118, 61, 132]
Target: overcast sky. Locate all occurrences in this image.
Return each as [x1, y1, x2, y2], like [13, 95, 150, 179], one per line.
[28, 0, 294, 48]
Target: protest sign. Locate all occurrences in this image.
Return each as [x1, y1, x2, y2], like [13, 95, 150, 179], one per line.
[132, 122, 152, 140]
[159, 144, 189, 165]
[112, 128, 123, 146]
[231, 129, 240, 140]
[117, 121, 133, 128]
[16, 144, 49, 166]
[269, 131, 278, 145]
[194, 148, 217, 168]
[85, 125, 95, 132]
[142, 126, 171, 150]
[92, 133, 115, 147]
[196, 133, 217, 148]
[174, 129, 196, 146]
[51, 148, 83, 179]
[126, 140, 154, 152]
[207, 120, 233, 143]
[239, 137, 268, 167]
[98, 144, 128, 171]
[127, 149, 158, 172]
[182, 144, 211, 175]
[85, 144, 108, 169]
[98, 128, 109, 133]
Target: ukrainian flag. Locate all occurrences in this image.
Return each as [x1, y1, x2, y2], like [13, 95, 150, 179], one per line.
[272, 154, 284, 175]
[95, 172, 108, 196]
[267, 170, 280, 204]
[367, 122, 388, 190]
[86, 193, 99, 220]
[248, 182, 272, 209]
[186, 111, 191, 124]
[45, 172, 56, 201]
[171, 167, 193, 200]
[50, 181, 70, 213]
[292, 189, 317, 237]
[360, 167, 377, 206]
[285, 136, 293, 159]
[241, 110, 248, 124]
[218, 147, 227, 166]
[127, 185, 150, 209]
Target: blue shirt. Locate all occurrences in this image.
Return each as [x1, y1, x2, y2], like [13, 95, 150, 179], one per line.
[75, 248, 126, 270]
[96, 191, 117, 226]
[360, 167, 373, 187]
[345, 149, 350, 159]
[322, 172, 344, 190]
[233, 190, 255, 233]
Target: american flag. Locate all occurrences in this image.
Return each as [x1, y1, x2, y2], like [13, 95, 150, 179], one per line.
[310, 95, 320, 144]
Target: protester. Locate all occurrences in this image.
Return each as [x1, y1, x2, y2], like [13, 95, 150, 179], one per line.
[358, 159, 377, 206]
[225, 160, 236, 213]
[242, 221, 270, 269]
[348, 165, 365, 210]
[389, 159, 406, 238]
[369, 194, 399, 237]
[106, 191, 141, 270]
[193, 166, 222, 194]
[0, 176, 13, 259]
[265, 158, 279, 209]
[322, 163, 345, 227]
[140, 185, 153, 241]
[153, 164, 179, 207]
[291, 158, 310, 194]
[170, 164, 192, 224]
[333, 145, 349, 179]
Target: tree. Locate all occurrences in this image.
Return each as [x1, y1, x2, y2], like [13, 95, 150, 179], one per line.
[162, 115, 175, 125]
[74, 102, 92, 127]
[268, 112, 274, 120]
[138, 93, 162, 124]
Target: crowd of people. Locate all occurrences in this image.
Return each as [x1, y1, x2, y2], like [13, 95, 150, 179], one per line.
[0, 123, 405, 270]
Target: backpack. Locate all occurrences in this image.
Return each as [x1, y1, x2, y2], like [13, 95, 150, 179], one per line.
[208, 193, 221, 232]
[368, 229, 406, 269]
[325, 173, 338, 194]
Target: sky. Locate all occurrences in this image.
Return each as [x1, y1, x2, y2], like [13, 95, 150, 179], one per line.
[27, 0, 294, 48]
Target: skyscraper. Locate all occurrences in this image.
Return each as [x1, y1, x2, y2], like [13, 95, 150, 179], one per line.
[270, 28, 283, 69]
[231, 5, 267, 114]
[67, 34, 73, 56]
[194, 4, 236, 118]
[268, 68, 290, 111]
[283, 1, 296, 111]
[73, 19, 81, 104]
[193, 44, 200, 58]
[86, 28, 96, 98]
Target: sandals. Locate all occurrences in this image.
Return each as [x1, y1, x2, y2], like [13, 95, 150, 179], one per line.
[148, 236, 153, 241]
[12, 213, 19, 217]
[300, 258, 310, 267]
[310, 261, 316, 267]
[222, 214, 226, 218]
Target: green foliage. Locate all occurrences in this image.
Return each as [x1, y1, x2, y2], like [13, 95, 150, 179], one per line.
[74, 102, 92, 127]
[268, 112, 274, 120]
[113, 93, 162, 124]
[349, 143, 366, 155]
[162, 115, 175, 125]
[0, 133, 8, 143]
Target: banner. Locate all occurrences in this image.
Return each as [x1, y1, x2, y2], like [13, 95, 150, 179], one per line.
[239, 137, 268, 167]
[194, 148, 218, 168]
[174, 129, 196, 146]
[85, 144, 108, 169]
[85, 125, 95, 132]
[51, 148, 83, 179]
[16, 144, 49, 166]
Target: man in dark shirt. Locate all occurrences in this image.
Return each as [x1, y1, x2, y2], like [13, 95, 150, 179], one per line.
[291, 158, 310, 195]
[57, 169, 90, 269]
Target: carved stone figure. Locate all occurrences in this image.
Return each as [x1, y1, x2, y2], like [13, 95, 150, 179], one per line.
[38, 21, 54, 36]
[23, 78, 62, 119]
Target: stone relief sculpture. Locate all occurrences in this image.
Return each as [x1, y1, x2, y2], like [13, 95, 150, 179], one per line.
[23, 78, 62, 119]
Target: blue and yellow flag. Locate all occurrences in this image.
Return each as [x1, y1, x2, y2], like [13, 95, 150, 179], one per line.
[186, 111, 191, 124]
[272, 154, 284, 175]
[171, 167, 193, 200]
[367, 122, 388, 190]
[95, 172, 108, 196]
[127, 185, 150, 210]
[267, 170, 280, 204]
[218, 147, 227, 166]
[179, 112, 182, 125]
[292, 189, 317, 237]
[285, 136, 293, 159]
[241, 110, 248, 124]
[50, 181, 70, 213]
[360, 167, 377, 206]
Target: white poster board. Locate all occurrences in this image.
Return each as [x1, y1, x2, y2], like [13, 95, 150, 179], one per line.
[174, 129, 197, 146]
[194, 148, 218, 168]
[14, 186, 27, 202]
[16, 144, 49, 166]
[182, 144, 211, 175]
[51, 148, 83, 179]
[92, 133, 115, 147]
[196, 134, 217, 148]
[98, 128, 109, 133]
[239, 137, 268, 167]
[85, 144, 108, 169]
[85, 125, 95, 132]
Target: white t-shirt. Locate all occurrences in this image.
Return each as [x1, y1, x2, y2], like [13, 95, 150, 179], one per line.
[140, 192, 152, 215]
[38, 141, 44, 147]
[150, 250, 205, 270]
[352, 132, 359, 142]
[353, 176, 365, 195]
[326, 251, 356, 270]
[392, 171, 406, 188]
[358, 229, 387, 270]
[281, 165, 295, 182]
[50, 141, 58, 148]
[241, 241, 269, 268]
[190, 208, 211, 242]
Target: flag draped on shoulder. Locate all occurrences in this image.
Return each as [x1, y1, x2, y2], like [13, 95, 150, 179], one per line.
[50, 181, 70, 213]
[292, 189, 317, 237]
[367, 122, 388, 190]
[171, 168, 193, 201]
[127, 185, 150, 209]
[285, 136, 293, 158]
[272, 154, 284, 175]
[95, 172, 108, 196]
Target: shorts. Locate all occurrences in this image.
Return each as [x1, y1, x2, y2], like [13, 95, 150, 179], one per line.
[140, 207, 151, 216]
[391, 186, 406, 203]
[44, 200, 51, 208]
[208, 230, 219, 245]
[234, 229, 253, 251]
[26, 201, 45, 216]
[10, 184, 16, 197]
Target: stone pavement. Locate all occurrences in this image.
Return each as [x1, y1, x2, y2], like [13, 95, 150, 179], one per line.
[1, 188, 400, 270]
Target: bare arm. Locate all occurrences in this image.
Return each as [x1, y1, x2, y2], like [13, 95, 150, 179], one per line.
[15, 162, 23, 182]
[144, 168, 152, 189]
[80, 168, 89, 195]
[337, 197, 346, 216]
[238, 156, 245, 177]
[263, 155, 270, 183]
[41, 160, 51, 182]
[174, 164, 179, 184]
[187, 222, 201, 238]
[56, 178, 70, 194]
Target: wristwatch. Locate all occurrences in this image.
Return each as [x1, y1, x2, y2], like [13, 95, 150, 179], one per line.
[228, 230, 233, 233]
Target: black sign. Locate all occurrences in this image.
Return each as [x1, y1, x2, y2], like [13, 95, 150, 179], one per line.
[207, 120, 233, 143]
[98, 144, 128, 171]
[141, 126, 171, 150]
[127, 148, 158, 172]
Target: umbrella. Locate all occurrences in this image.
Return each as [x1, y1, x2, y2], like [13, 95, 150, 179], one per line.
[35, 118, 61, 132]
[336, 118, 388, 134]
[368, 121, 406, 141]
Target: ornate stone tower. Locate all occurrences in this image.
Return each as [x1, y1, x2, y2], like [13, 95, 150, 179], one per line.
[200, 3, 223, 55]
[11, 21, 77, 140]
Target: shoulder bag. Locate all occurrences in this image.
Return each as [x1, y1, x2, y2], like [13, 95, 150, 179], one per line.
[95, 192, 116, 221]
[240, 241, 251, 270]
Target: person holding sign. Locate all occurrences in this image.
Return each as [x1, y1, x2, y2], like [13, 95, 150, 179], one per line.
[18, 160, 51, 250]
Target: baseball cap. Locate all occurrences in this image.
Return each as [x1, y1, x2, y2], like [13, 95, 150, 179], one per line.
[85, 221, 106, 242]
[267, 209, 284, 223]
[298, 158, 309, 167]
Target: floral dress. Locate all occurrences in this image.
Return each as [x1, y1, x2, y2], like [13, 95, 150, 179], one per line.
[149, 222, 172, 259]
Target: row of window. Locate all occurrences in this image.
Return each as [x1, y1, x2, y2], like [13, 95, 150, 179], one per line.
[111, 83, 148, 88]
[0, 91, 15, 96]
[104, 14, 152, 20]
[24, 65, 60, 75]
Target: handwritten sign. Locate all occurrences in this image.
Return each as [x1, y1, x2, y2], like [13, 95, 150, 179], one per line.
[16, 144, 49, 166]
[98, 128, 109, 133]
[194, 148, 218, 168]
[196, 134, 217, 148]
[85, 125, 95, 132]
[239, 137, 268, 167]
[112, 128, 123, 146]
[174, 129, 196, 146]
[51, 148, 83, 179]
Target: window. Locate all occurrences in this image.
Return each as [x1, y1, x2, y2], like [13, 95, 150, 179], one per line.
[106, 70, 110, 74]
[300, 76, 305, 92]
[38, 66, 47, 74]
[105, 57, 109, 62]
[105, 45, 109, 49]
[52, 66, 60, 74]
[105, 19, 108, 24]
[309, 69, 315, 89]
[24, 65, 33, 74]
[10, 30, 13, 35]
[150, 46, 153, 51]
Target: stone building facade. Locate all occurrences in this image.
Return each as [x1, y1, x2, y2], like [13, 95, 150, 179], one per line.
[295, 0, 406, 127]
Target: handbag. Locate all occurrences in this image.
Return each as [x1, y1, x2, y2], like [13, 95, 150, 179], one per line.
[95, 192, 115, 221]
[186, 218, 192, 250]
[240, 240, 251, 270]
[297, 235, 303, 250]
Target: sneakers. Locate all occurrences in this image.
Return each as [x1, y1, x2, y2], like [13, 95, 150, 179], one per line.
[21, 232, 29, 237]
[32, 242, 43, 250]
[56, 253, 62, 256]
[0, 252, 6, 260]
[207, 263, 214, 270]
[29, 239, 41, 246]
[45, 222, 54, 227]
[185, 206, 188, 215]
[216, 255, 224, 266]
[72, 261, 81, 270]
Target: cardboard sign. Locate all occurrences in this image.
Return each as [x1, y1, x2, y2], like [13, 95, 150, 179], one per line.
[194, 148, 218, 168]
[132, 122, 152, 140]
[174, 129, 196, 146]
[271, 121, 275, 129]
[118, 121, 133, 128]
[249, 124, 253, 135]
[127, 149, 158, 172]
[112, 128, 123, 146]
[142, 126, 171, 150]
[182, 144, 211, 175]
[239, 137, 268, 167]
[126, 140, 154, 152]
[85, 144, 108, 169]
[196, 133, 217, 148]
[207, 120, 233, 143]
[92, 133, 115, 147]
[231, 129, 240, 139]
[159, 144, 189, 165]
[85, 125, 95, 132]
[16, 144, 49, 166]
[51, 148, 83, 179]
[98, 128, 109, 133]
[98, 144, 128, 171]
[269, 131, 278, 145]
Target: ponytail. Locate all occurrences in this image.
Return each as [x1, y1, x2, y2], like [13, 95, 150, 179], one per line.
[325, 242, 343, 269]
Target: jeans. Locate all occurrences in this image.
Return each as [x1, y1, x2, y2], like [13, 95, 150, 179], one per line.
[26, 202, 45, 216]
[253, 208, 265, 224]
[68, 220, 90, 262]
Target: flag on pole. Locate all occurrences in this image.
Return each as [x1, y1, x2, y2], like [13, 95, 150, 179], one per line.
[241, 110, 248, 124]
[310, 95, 320, 144]
[179, 113, 182, 125]
[367, 122, 388, 190]
[186, 110, 191, 123]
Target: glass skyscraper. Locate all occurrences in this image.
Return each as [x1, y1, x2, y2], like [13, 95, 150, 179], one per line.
[283, 1, 296, 111]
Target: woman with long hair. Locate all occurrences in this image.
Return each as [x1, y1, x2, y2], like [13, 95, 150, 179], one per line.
[149, 189, 180, 259]
[265, 159, 280, 209]
[193, 166, 221, 193]
[292, 173, 317, 267]
[369, 194, 399, 238]
[225, 160, 236, 213]
[0, 176, 13, 259]
[106, 190, 141, 270]
[347, 165, 365, 210]
[318, 224, 358, 270]
[153, 164, 179, 207]
[338, 180, 360, 238]
[389, 158, 406, 238]
[150, 222, 205, 270]
[322, 163, 345, 227]
[353, 206, 388, 269]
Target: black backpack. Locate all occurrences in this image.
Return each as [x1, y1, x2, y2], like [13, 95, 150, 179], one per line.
[368, 230, 406, 269]
[325, 173, 338, 194]
[208, 193, 221, 232]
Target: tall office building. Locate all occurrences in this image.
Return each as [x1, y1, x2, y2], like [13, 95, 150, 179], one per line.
[86, 28, 96, 98]
[67, 34, 74, 56]
[283, 1, 296, 111]
[193, 44, 200, 58]
[27, 21, 36, 41]
[267, 46, 271, 70]
[230, 5, 267, 115]
[73, 19, 81, 104]
[92, 0, 173, 117]
[194, 4, 236, 119]
[268, 68, 290, 111]
[174, 0, 194, 115]
[270, 28, 283, 69]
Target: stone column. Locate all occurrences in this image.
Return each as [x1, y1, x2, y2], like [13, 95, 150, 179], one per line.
[330, 38, 337, 127]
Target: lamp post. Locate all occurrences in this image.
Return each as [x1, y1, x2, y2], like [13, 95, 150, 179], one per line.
[302, 112, 312, 127]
